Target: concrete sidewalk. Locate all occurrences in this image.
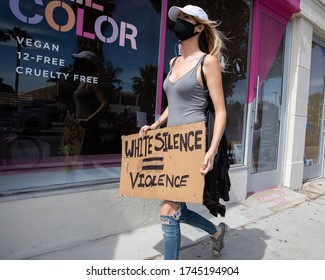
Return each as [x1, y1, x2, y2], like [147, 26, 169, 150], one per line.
[29, 179, 325, 260]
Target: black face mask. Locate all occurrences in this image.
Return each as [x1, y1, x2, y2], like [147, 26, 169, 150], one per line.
[174, 18, 199, 41]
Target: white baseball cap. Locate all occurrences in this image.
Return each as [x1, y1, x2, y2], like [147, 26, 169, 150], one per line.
[168, 5, 208, 22]
[71, 51, 96, 60]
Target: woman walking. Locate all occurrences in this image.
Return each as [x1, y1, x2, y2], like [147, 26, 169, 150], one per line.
[140, 5, 228, 260]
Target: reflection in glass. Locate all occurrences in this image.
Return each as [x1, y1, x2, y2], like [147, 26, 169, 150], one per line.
[304, 42, 325, 166]
[0, 0, 252, 191]
[0, 0, 161, 171]
[251, 12, 285, 174]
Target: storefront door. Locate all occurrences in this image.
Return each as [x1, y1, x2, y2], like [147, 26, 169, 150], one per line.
[247, 1, 288, 193]
[303, 39, 325, 180]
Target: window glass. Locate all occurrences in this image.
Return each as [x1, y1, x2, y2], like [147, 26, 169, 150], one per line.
[162, 0, 251, 165]
[0, 0, 161, 192]
[0, 0, 251, 193]
[304, 41, 325, 166]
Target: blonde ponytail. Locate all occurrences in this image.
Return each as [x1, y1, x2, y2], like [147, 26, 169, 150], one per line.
[195, 18, 227, 70]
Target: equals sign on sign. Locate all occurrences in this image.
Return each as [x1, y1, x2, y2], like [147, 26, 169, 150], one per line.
[142, 157, 164, 170]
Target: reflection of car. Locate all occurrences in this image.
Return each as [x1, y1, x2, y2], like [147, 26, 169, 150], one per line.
[0, 101, 52, 135]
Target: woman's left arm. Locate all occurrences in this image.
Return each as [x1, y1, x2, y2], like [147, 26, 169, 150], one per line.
[200, 54, 227, 175]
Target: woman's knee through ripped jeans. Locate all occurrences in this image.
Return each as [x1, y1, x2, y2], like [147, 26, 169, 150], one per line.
[160, 202, 217, 260]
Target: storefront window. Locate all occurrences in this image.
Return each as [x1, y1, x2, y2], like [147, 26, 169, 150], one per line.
[162, 0, 251, 165]
[0, 0, 251, 193]
[0, 0, 162, 192]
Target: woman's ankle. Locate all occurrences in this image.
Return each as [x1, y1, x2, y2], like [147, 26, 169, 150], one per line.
[211, 225, 222, 239]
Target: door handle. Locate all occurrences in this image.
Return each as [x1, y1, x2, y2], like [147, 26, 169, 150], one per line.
[254, 75, 260, 124]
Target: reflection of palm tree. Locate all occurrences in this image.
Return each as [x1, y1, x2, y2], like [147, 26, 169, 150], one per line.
[0, 30, 12, 93]
[6, 27, 33, 93]
[0, 77, 15, 93]
[132, 65, 157, 121]
[0, 30, 10, 42]
[101, 61, 123, 101]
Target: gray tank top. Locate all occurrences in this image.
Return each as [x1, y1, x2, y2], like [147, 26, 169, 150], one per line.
[163, 55, 208, 127]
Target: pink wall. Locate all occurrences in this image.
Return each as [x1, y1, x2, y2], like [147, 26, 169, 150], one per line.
[264, 0, 301, 17]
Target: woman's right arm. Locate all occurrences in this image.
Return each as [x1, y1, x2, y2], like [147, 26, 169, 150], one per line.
[139, 107, 168, 138]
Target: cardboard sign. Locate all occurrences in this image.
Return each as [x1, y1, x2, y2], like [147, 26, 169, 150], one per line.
[60, 112, 85, 163]
[120, 122, 206, 203]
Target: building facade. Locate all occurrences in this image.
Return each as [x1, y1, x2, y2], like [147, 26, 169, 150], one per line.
[0, 0, 325, 259]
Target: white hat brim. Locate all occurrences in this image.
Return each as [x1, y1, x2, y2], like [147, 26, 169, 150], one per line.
[168, 5, 208, 22]
[168, 6, 183, 22]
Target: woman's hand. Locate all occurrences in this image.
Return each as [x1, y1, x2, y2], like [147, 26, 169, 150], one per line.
[139, 125, 153, 139]
[76, 118, 89, 127]
[200, 150, 216, 175]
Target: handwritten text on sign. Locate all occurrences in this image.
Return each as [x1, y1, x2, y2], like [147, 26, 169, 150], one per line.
[120, 122, 206, 203]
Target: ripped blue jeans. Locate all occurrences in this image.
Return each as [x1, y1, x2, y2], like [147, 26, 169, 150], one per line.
[160, 202, 217, 260]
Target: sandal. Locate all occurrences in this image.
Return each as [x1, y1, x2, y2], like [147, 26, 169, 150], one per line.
[211, 222, 227, 256]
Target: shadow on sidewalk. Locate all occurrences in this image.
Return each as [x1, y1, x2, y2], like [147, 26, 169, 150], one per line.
[179, 227, 270, 260]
